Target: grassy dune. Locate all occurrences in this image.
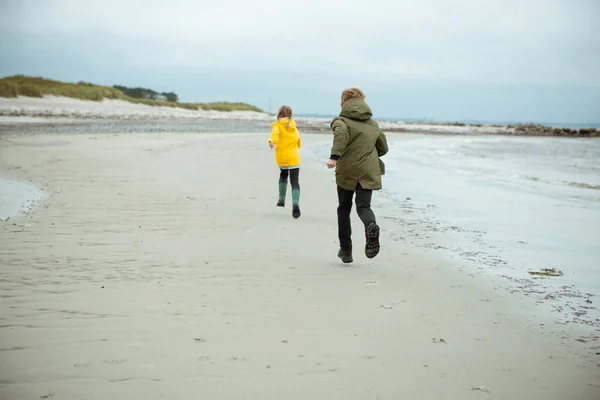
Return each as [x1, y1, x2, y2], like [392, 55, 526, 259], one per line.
[0, 75, 264, 113]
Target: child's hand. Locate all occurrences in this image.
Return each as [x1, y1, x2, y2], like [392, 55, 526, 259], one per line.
[268, 141, 275, 149]
[326, 159, 337, 169]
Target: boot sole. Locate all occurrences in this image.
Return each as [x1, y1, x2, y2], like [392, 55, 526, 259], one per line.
[365, 223, 380, 259]
[338, 253, 353, 263]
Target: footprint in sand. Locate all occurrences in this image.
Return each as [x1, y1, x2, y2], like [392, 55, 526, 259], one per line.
[102, 359, 127, 365]
[496, 367, 515, 372]
[109, 378, 134, 383]
[229, 356, 249, 362]
[548, 354, 566, 360]
[470, 385, 491, 394]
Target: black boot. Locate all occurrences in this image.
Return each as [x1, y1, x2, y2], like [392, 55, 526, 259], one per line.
[338, 246, 353, 263]
[365, 222, 380, 259]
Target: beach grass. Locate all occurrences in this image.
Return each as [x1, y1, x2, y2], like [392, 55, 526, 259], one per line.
[0, 75, 264, 113]
[198, 102, 264, 113]
[0, 81, 19, 98]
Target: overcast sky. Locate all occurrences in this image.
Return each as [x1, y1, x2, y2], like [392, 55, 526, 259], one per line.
[1, 0, 599, 123]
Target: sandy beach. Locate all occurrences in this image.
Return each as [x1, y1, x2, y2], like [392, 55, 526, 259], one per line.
[0, 131, 598, 399]
[0, 96, 271, 121]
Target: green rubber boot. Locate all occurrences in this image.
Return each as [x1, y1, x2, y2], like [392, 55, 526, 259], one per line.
[292, 188, 301, 218]
[277, 182, 287, 207]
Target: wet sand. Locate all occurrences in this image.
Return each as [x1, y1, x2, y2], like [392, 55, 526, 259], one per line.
[0, 132, 599, 399]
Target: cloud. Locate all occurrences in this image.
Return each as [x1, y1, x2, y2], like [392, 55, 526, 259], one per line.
[1, 0, 599, 122]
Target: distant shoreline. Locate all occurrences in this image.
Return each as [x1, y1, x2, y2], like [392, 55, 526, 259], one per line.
[2, 75, 597, 138]
[0, 75, 264, 113]
[1, 95, 598, 138]
[297, 114, 600, 130]
[0, 95, 270, 123]
[296, 118, 600, 138]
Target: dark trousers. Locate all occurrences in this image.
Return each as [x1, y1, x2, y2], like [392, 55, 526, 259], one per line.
[279, 168, 300, 189]
[337, 183, 376, 249]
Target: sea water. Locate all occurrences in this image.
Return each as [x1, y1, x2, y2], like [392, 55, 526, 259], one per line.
[0, 178, 44, 221]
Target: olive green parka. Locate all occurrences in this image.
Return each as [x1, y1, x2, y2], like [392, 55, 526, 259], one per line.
[330, 98, 389, 191]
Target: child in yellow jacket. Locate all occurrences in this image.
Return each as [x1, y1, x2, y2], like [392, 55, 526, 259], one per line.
[268, 105, 302, 218]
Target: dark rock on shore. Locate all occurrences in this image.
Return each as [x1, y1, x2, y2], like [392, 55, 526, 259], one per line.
[511, 124, 598, 137]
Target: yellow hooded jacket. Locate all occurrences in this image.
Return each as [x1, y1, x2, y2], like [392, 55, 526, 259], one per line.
[269, 118, 302, 168]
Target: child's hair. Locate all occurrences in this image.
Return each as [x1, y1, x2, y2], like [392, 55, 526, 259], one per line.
[341, 87, 366, 105]
[277, 105, 293, 127]
[277, 105, 292, 120]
